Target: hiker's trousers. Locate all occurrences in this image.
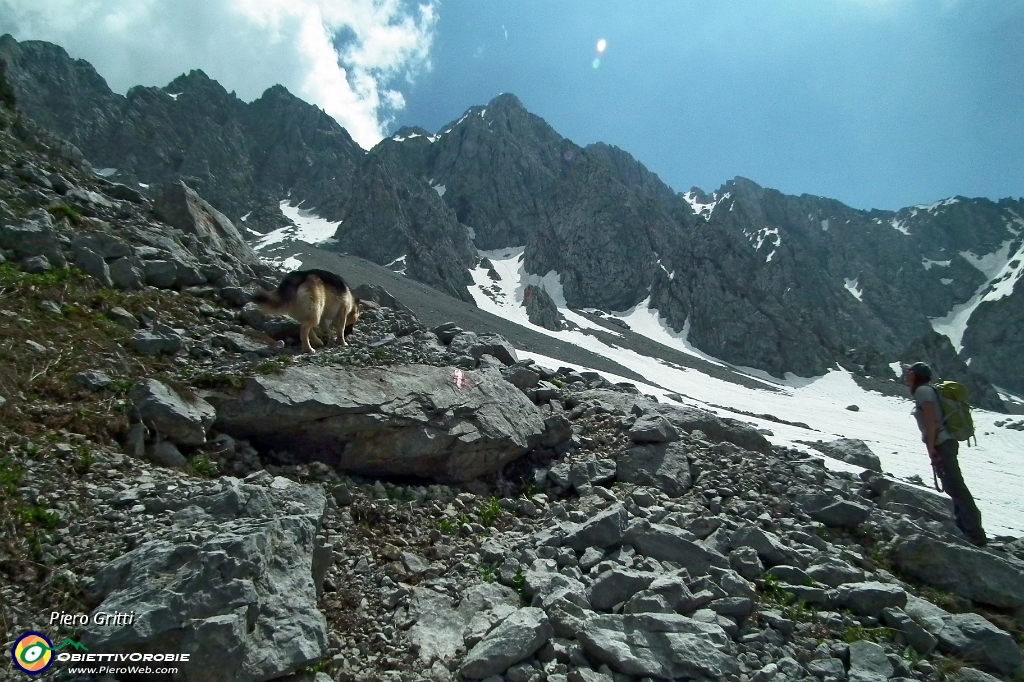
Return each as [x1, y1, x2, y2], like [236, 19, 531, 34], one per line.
[935, 440, 986, 544]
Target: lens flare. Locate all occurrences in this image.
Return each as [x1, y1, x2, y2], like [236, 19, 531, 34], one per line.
[592, 58, 601, 69]
[596, 38, 607, 53]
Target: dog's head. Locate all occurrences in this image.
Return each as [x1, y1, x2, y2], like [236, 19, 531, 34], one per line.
[344, 298, 363, 334]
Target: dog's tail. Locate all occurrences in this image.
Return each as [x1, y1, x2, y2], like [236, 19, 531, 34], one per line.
[253, 272, 303, 314]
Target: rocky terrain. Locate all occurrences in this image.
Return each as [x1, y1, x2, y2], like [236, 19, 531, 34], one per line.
[1, 59, 1024, 682]
[2, 35, 1023, 395]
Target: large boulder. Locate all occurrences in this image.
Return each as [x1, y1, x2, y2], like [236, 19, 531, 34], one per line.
[629, 523, 728, 575]
[211, 364, 546, 481]
[893, 535, 1024, 609]
[936, 613, 1023, 677]
[522, 284, 564, 331]
[129, 379, 216, 446]
[576, 613, 738, 680]
[81, 474, 328, 682]
[797, 491, 873, 529]
[616, 442, 692, 497]
[153, 181, 260, 269]
[408, 583, 519, 666]
[458, 607, 552, 679]
[0, 210, 68, 267]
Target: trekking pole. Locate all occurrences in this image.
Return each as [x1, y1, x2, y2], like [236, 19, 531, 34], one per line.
[931, 459, 944, 493]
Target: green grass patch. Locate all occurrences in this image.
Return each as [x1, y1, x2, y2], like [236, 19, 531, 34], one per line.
[479, 497, 502, 527]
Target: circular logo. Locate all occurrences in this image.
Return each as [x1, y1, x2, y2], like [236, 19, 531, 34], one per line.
[11, 632, 54, 675]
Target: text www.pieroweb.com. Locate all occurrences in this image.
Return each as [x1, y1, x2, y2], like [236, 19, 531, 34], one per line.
[66, 666, 178, 675]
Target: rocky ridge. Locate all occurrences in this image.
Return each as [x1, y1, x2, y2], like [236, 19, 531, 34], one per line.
[2, 36, 1022, 394]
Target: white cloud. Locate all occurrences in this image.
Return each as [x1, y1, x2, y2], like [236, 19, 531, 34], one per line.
[0, 0, 437, 149]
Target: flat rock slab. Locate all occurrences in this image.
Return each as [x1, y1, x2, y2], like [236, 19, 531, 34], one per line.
[212, 364, 546, 481]
[577, 613, 738, 680]
[894, 534, 1024, 610]
[804, 438, 882, 472]
[616, 442, 692, 497]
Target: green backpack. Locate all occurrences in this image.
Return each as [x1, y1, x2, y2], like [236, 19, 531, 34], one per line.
[934, 381, 976, 445]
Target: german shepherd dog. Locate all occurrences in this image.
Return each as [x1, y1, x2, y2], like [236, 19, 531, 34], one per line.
[254, 269, 361, 353]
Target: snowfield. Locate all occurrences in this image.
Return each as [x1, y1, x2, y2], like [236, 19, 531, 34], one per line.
[470, 247, 1024, 536]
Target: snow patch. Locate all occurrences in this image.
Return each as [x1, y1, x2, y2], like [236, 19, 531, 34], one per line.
[432, 183, 447, 198]
[240, 212, 251, 222]
[386, 255, 407, 276]
[921, 257, 951, 270]
[167, 92, 180, 100]
[94, 168, 117, 177]
[682, 191, 729, 221]
[138, 183, 149, 189]
[961, 241, 1013, 279]
[890, 218, 910, 236]
[940, 278, 953, 285]
[844, 278, 863, 301]
[889, 361, 903, 378]
[916, 197, 961, 213]
[252, 202, 342, 251]
[820, 219, 829, 231]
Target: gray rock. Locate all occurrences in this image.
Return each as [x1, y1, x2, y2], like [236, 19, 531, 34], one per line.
[128, 329, 183, 355]
[729, 546, 764, 580]
[459, 607, 552, 679]
[72, 243, 113, 287]
[143, 259, 180, 288]
[626, 577, 698, 615]
[589, 569, 657, 611]
[568, 458, 617, 492]
[834, 581, 907, 617]
[881, 607, 937, 655]
[730, 526, 803, 567]
[807, 657, 845, 680]
[153, 181, 260, 269]
[563, 504, 628, 552]
[522, 284, 564, 331]
[578, 389, 771, 454]
[801, 494, 873, 529]
[616, 442, 691, 497]
[504, 366, 541, 391]
[75, 370, 112, 391]
[949, 668, 1009, 682]
[108, 306, 139, 329]
[0, 211, 68, 267]
[847, 641, 893, 682]
[130, 379, 215, 446]
[936, 613, 1023, 676]
[212, 364, 546, 482]
[81, 476, 328, 682]
[805, 439, 882, 472]
[806, 556, 865, 588]
[869, 477, 953, 524]
[408, 583, 519, 665]
[22, 254, 52, 273]
[576, 613, 738, 680]
[629, 523, 728, 575]
[108, 257, 144, 289]
[894, 534, 1024, 609]
[626, 413, 679, 443]
[146, 440, 188, 468]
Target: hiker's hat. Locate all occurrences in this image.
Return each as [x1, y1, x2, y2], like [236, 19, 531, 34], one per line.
[907, 362, 932, 381]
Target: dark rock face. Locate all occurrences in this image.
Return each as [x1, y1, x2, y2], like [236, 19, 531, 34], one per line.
[5, 34, 1022, 387]
[0, 36, 364, 232]
[522, 284, 563, 330]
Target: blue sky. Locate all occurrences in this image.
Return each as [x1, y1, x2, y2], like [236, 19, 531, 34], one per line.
[2, 0, 1022, 211]
[392, 0, 1024, 210]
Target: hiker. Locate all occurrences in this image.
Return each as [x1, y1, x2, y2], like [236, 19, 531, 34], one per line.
[903, 362, 987, 546]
